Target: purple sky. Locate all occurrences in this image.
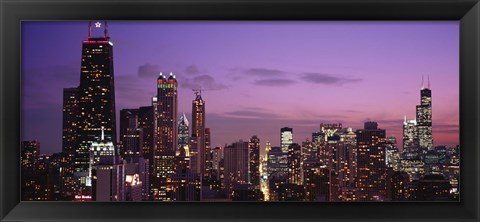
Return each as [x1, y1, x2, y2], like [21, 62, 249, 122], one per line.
[21, 21, 459, 155]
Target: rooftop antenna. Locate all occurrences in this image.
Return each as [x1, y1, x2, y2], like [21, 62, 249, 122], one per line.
[88, 21, 92, 38]
[421, 75, 425, 90]
[428, 75, 430, 89]
[104, 20, 109, 38]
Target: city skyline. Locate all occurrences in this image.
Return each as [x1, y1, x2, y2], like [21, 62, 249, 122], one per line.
[22, 21, 459, 155]
[20, 21, 460, 202]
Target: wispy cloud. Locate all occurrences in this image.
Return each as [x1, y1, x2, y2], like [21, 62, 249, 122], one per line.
[254, 78, 295, 87]
[223, 110, 283, 119]
[184, 65, 201, 75]
[180, 74, 228, 90]
[138, 63, 161, 78]
[301, 73, 362, 85]
[244, 68, 288, 77]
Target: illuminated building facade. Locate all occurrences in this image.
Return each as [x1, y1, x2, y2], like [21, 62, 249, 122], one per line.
[224, 140, 249, 196]
[178, 113, 189, 151]
[355, 122, 386, 201]
[154, 72, 178, 154]
[416, 77, 433, 150]
[280, 127, 293, 153]
[191, 90, 206, 177]
[249, 136, 261, 189]
[124, 155, 150, 201]
[76, 21, 116, 173]
[403, 117, 418, 152]
[119, 109, 144, 157]
[62, 88, 78, 153]
[267, 146, 288, 180]
[287, 143, 302, 185]
[170, 168, 201, 201]
[152, 72, 178, 200]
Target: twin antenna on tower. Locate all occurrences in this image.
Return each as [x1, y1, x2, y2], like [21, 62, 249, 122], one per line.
[88, 20, 109, 39]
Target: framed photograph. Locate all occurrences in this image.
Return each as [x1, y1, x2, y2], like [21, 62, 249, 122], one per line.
[1, 0, 479, 221]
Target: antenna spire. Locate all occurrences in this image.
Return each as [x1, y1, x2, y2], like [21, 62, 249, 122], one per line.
[104, 20, 108, 38]
[88, 21, 92, 38]
[428, 75, 430, 89]
[421, 75, 424, 90]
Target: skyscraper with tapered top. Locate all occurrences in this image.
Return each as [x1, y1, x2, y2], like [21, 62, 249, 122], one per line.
[73, 22, 116, 198]
[416, 76, 433, 150]
[191, 90, 206, 176]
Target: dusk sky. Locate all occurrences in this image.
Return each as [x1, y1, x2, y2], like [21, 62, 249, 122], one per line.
[21, 21, 459, 155]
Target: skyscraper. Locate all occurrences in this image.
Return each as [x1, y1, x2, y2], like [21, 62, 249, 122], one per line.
[178, 113, 189, 151]
[76, 21, 116, 173]
[62, 88, 79, 153]
[119, 109, 143, 157]
[249, 136, 261, 189]
[152, 72, 178, 201]
[287, 143, 302, 185]
[355, 121, 387, 201]
[280, 127, 293, 153]
[416, 76, 433, 150]
[191, 90, 206, 176]
[403, 117, 418, 152]
[154, 72, 178, 154]
[224, 140, 249, 196]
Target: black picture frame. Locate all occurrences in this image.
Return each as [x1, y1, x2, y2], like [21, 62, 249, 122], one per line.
[1, 0, 479, 221]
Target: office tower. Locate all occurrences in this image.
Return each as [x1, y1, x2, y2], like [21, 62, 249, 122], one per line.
[204, 128, 212, 180]
[175, 115, 190, 172]
[267, 146, 288, 180]
[301, 139, 317, 162]
[287, 143, 302, 185]
[152, 73, 178, 201]
[315, 123, 342, 167]
[280, 127, 293, 153]
[416, 174, 452, 201]
[335, 128, 357, 190]
[232, 184, 263, 201]
[119, 109, 143, 157]
[303, 161, 330, 201]
[88, 128, 125, 201]
[178, 113, 189, 151]
[211, 146, 223, 180]
[52, 151, 76, 200]
[249, 136, 261, 189]
[191, 90, 206, 176]
[21, 140, 40, 168]
[386, 168, 410, 201]
[124, 155, 150, 201]
[403, 117, 419, 152]
[62, 88, 79, 153]
[355, 121, 387, 201]
[170, 168, 201, 201]
[154, 72, 178, 154]
[138, 106, 154, 159]
[416, 77, 433, 150]
[21, 140, 45, 200]
[267, 146, 288, 201]
[224, 140, 249, 196]
[76, 21, 116, 173]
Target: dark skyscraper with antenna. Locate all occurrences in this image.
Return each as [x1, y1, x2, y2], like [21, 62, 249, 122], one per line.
[75, 21, 116, 173]
[416, 76, 433, 150]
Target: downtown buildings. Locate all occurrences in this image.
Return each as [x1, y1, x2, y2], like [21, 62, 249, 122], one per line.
[21, 22, 459, 202]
